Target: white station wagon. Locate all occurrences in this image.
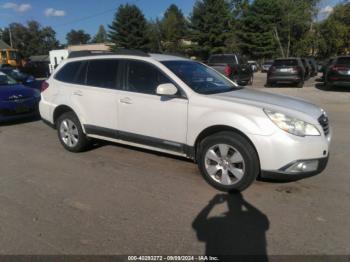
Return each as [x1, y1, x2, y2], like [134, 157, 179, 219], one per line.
[39, 51, 331, 192]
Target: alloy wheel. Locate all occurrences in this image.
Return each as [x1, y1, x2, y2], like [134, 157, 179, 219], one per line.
[204, 144, 245, 186]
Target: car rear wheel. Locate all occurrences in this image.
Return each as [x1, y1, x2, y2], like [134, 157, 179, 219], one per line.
[197, 131, 260, 192]
[56, 112, 90, 152]
[248, 75, 254, 86]
[297, 81, 304, 88]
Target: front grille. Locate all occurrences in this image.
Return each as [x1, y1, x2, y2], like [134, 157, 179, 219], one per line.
[4, 96, 32, 102]
[318, 113, 330, 136]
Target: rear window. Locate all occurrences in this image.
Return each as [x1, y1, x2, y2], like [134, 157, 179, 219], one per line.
[337, 57, 350, 65]
[208, 55, 236, 64]
[86, 59, 119, 89]
[55, 61, 83, 83]
[273, 59, 298, 66]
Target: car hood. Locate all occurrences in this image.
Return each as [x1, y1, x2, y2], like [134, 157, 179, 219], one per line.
[211, 88, 323, 119]
[0, 84, 37, 100]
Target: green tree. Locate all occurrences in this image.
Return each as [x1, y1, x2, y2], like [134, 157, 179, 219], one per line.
[274, 0, 319, 57]
[66, 29, 91, 45]
[147, 20, 162, 52]
[1, 20, 59, 58]
[190, 0, 233, 59]
[92, 25, 108, 43]
[108, 4, 149, 51]
[238, 0, 279, 59]
[317, 2, 350, 57]
[160, 4, 188, 53]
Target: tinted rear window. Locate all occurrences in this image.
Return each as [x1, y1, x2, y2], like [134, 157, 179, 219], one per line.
[86, 59, 119, 89]
[273, 59, 298, 66]
[55, 61, 83, 83]
[337, 57, 350, 65]
[208, 55, 236, 64]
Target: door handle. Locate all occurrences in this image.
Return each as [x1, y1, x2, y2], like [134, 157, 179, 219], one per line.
[73, 90, 83, 96]
[120, 97, 132, 104]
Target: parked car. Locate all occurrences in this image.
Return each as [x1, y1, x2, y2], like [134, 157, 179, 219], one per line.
[306, 57, 318, 77]
[301, 58, 311, 80]
[261, 60, 273, 72]
[248, 60, 259, 72]
[266, 58, 305, 87]
[0, 72, 40, 122]
[23, 61, 50, 78]
[40, 52, 331, 192]
[324, 56, 350, 89]
[207, 54, 253, 86]
[0, 68, 35, 86]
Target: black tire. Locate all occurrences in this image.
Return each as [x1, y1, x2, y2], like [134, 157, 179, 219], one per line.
[56, 111, 90, 152]
[265, 81, 272, 87]
[197, 131, 260, 192]
[324, 81, 332, 90]
[248, 75, 254, 86]
[297, 81, 304, 88]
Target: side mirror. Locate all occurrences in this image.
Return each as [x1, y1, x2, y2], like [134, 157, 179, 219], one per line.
[156, 83, 178, 97]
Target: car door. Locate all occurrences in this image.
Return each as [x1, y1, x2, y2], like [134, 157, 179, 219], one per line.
[117, 59, 188, 152]
[69, 59, 121, 131]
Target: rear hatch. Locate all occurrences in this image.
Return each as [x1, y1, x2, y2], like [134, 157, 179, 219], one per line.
[207, 55, 236, 76]
[328, 57, 350, 81]
[269, 59, 301, 76]
[208, 55, 252, 82]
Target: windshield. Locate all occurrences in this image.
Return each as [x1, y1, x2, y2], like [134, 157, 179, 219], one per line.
[273, 59, 298, 66]
[162, 60, 239, 94]
[337, 57, 350, 65]
[0, 72, 17, 86]
[0, 69, 27, 81]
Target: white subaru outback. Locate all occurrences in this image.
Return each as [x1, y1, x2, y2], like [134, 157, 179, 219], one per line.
[39, 51, 331, 192]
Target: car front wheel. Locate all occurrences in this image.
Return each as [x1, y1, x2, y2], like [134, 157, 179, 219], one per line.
[197, 131, 260, 192]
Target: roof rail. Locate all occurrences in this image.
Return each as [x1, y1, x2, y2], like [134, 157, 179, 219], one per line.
[68, 49, 150, 59]
[113, 49, 150, 57]
[68, 50, 112, 58]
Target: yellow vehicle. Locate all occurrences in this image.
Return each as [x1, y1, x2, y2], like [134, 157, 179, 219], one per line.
[0, 40, 23, 67]
[0, 48, 22, 67]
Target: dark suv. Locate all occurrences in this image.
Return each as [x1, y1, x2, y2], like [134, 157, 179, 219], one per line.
[207, 54, 253, 86]
[266, 58, 305, 87]
[324, 56, 350, 89]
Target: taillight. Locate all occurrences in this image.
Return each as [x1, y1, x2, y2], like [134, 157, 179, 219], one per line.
[224, 65, 232, 77]
[41, 81, 49, 92]
[331, 64, 349, 71]
[292, 66, 301, 72]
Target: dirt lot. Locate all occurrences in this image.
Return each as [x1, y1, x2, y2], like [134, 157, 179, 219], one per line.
[0, 73, 349, 256]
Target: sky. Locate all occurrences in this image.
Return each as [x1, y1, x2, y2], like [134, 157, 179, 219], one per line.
[0, 0, 344, 44]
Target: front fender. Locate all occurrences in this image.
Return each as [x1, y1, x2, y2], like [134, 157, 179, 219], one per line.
[187, 105, 276, 146]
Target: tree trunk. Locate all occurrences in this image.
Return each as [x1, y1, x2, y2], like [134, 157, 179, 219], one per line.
[273, 26, 285, 58]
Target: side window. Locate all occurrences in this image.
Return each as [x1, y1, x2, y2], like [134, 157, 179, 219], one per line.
[54, 61, 82, 83]
[86, 59, 119, 89]
[126, 60, 171, 95]
[74, 62, 87, 85]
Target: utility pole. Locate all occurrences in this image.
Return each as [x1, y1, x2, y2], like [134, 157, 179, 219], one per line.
[9, 26, 13, 48]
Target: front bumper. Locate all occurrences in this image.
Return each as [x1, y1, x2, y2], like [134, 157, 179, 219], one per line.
[260, 156, 329, 180]
[0, 98, 40, 123]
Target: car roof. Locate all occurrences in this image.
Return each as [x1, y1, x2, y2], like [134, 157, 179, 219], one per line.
[64, 53, 190, 63]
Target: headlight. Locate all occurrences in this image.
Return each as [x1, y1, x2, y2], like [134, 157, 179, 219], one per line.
[264, 109, 320, 137]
